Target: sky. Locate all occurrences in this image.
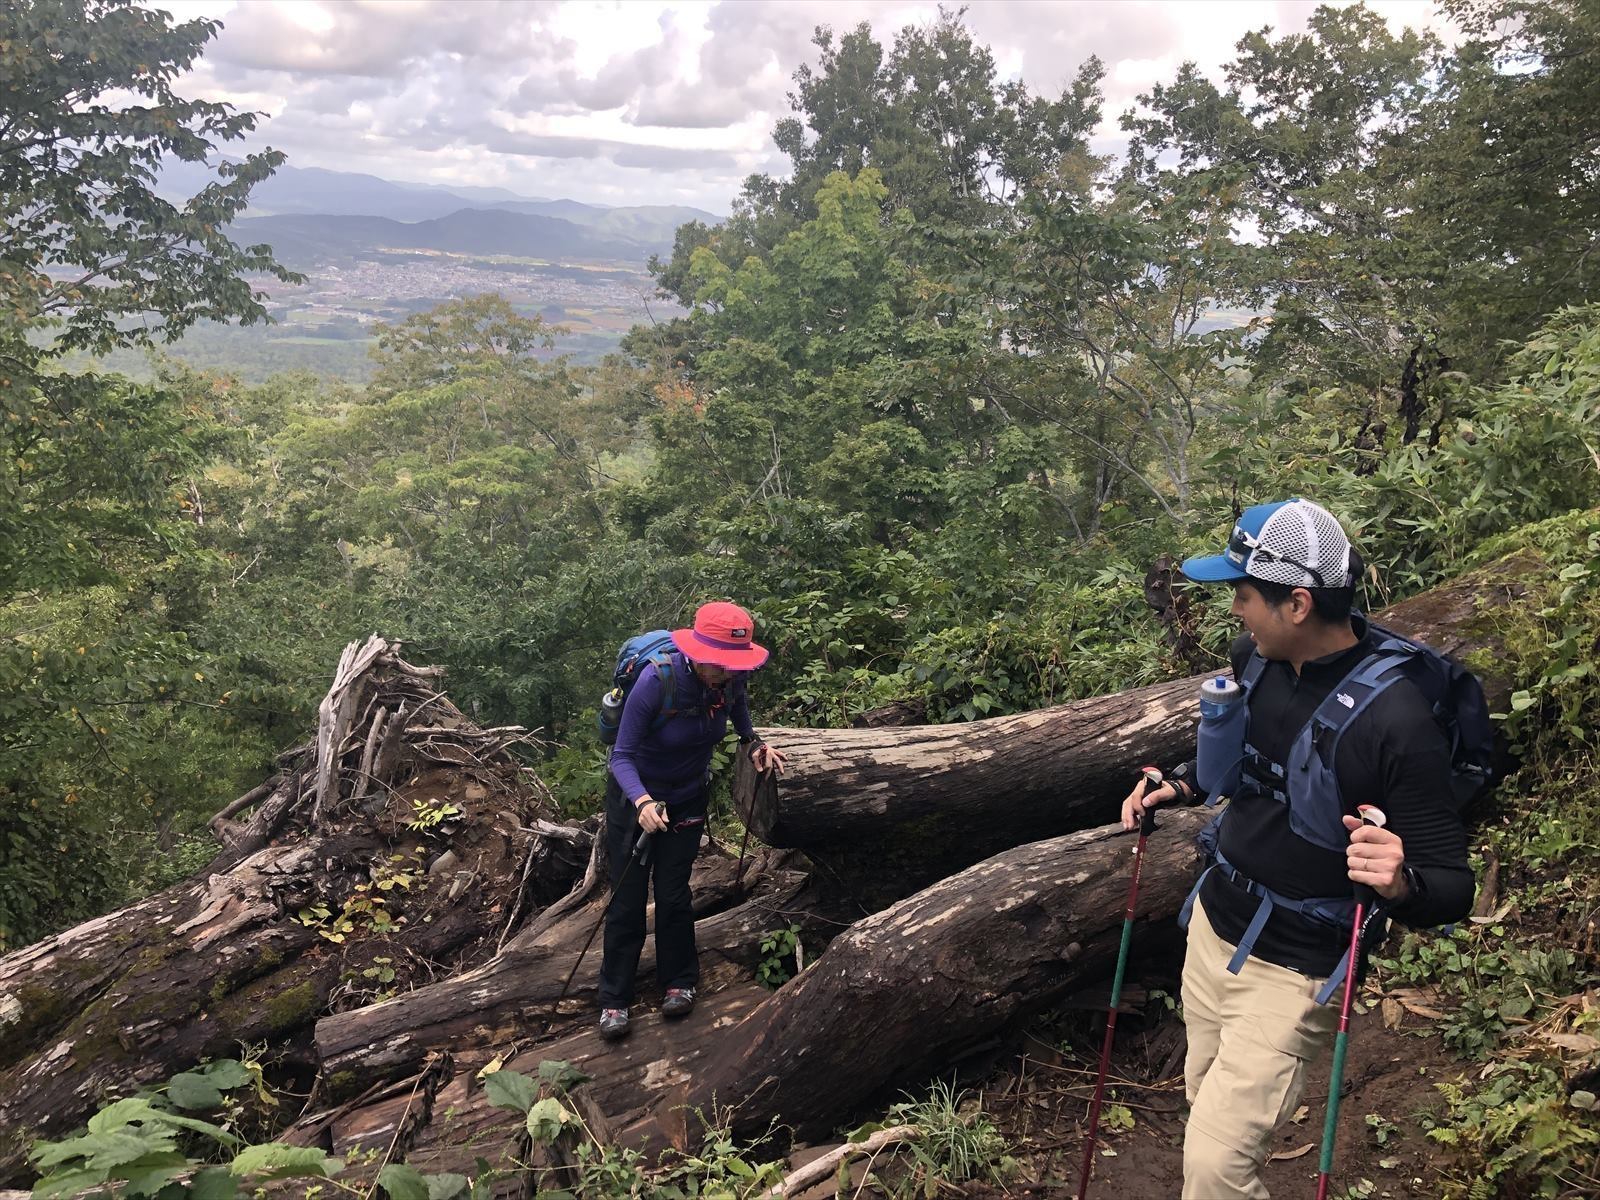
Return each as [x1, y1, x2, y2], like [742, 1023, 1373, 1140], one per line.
[155, 0, 1452, 214]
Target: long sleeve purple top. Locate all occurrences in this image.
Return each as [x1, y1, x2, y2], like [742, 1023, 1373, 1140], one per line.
[609, 649, 756, 815]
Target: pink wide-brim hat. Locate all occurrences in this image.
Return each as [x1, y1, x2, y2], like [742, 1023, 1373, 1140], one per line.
[670, 601, 770, 671]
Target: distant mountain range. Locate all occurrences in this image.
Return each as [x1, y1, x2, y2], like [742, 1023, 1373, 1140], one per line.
[158, 159, 721, 266]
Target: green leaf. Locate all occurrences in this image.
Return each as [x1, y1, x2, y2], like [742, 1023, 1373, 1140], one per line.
[189, 1166, 241, 1200]
[199, 1059, 253, 1090]
[376, 1163, 431, 1200]
[31, 1166, 112, 1198]
[123, 1161, 188, 1197]
[427, 1172, 470, 1199]
[87, 1097, 160, 1133]
[143, 1110, 240, 1146]
[526, 1097, 573, 1145]
[536, 1059, 589, 1091]
[34, 1130, 171, 1172]
[167, 1071, 224, 1111]
[483, 1069, 539, 1115]
[1510, 690, 1537, 712]
[228, 1143, 342, 1180]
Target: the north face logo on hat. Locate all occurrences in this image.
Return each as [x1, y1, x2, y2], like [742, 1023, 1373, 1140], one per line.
[731, 627, 749, 638]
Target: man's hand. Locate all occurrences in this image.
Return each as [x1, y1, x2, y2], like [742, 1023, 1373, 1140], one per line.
[750, 742, 787, 775]
[636, 797, 669, 834]
[1342, 812, 1408, 900]
[1121, 770, 1179, 831]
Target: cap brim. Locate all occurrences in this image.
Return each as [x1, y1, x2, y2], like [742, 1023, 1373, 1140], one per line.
[670, 629, 770, 670]
[1180, 553, 1248, 583]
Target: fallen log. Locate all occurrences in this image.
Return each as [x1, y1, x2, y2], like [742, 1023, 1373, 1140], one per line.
[735, 553, 1533, 899]
[319, 808, 1206, 1162]
[0, 640, 571, 1185]
[667, 806, 1214, 1144]
[312, 848, 832, 1091]
[328, 985, 775, 1178]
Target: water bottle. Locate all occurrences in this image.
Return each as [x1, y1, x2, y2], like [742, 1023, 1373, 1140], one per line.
[597, 687, 625, 745]
[1196, 675, 1245, 797]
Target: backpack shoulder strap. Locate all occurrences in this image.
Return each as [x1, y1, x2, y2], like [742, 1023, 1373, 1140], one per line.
[1306, 647, 1414, 754]
[647, 648, 679, 726]
[1239, 648, 1269, 694]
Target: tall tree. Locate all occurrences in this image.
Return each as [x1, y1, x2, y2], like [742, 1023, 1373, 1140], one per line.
[651, 10, 1104, 308]
[1124, 4, 1439, 424]
[1401, 0, 1600, 373]
[0, 0, 296, 356]
[0, 0, 296, 948]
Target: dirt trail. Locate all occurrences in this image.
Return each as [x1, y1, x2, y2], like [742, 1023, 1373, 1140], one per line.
[971, 992, 1467, 1198]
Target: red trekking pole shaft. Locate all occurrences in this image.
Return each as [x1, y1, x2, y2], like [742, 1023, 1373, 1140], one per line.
[1315, 805, 1386, 1200]
[1077, 771, 1160, 1200]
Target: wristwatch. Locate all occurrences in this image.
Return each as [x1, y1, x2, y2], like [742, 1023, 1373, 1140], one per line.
[1168, 761, 1195, 802]
[1400, 862, 1426, 905]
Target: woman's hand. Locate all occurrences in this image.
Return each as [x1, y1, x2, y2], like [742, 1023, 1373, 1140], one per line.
[751, 742, 787, 775]
[635, 796, 669, 833]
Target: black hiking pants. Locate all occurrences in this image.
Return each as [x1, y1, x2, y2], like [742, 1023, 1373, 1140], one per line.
[596, 773, 702, 1009]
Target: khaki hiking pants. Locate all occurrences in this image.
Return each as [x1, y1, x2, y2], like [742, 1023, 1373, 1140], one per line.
[1180, 897, 1339, 1200]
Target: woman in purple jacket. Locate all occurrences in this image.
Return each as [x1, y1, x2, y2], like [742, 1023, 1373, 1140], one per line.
[597, 601, 785, 1040]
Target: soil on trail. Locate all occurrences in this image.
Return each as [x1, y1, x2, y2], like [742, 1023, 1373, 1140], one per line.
[970, 990, 1467, 1199]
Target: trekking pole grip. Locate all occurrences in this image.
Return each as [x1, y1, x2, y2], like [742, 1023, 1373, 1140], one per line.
[1354, 804, 1386, 906]
[1138, 766, 1162, 837]
[634, 803, 667, 865]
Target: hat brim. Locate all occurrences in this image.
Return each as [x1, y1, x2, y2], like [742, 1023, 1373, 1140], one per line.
[671, 628, 770, 671]
[1180, 553, 1249, 583]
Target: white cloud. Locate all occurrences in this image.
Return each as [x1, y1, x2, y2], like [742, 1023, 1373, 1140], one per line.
[154, 0, 1453, 213]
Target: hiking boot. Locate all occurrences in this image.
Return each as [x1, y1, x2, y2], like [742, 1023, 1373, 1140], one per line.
[661, 987, 696, 1018]
[598, 1007, 630, 1041]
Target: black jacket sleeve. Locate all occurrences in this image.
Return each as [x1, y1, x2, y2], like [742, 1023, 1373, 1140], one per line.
[1345, 682, 1475, 927]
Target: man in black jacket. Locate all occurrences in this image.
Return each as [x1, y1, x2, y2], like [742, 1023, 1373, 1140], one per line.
[1122, 498, 1473, 1199]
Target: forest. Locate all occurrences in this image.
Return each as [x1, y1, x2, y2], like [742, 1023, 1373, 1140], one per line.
[2, 1, 1598, 1197]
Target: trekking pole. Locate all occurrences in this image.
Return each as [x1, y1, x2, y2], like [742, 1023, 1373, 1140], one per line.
[1076, 767, 1162, 1200]
[542, 803, 663, 1034]
[1315, 804, 1386, 1200]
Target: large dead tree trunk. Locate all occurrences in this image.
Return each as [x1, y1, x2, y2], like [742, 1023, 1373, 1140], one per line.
[735, 554, 1531, 900]
[0, 639, 575, 1185]
[312, 848, 835, 1091]
[303, 809, 1212, 1171]
[328, 986, 774, 1180]
[665, 807, 1214, 1145]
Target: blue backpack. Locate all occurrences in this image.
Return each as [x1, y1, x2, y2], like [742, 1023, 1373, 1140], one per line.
[1181, 617, 1494, 1002]
[596, 630, 679, 745]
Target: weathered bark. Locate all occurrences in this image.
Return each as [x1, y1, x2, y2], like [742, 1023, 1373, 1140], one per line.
[318, 985, 774, 1179]
[0, 806, 554, 1181]
[736, 554, 1532, 898]
[0, 641, 569, 1185]
[668, 807, 1214, 1144]
[313, 848, 831, 1090]
[735, 678, 1197, 904]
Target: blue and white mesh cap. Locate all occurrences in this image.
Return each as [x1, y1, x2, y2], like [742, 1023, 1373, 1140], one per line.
[1182, 499, 1353, 589]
